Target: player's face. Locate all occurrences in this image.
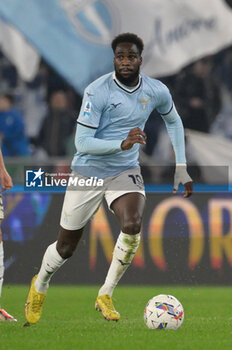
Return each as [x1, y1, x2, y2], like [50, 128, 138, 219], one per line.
[114, 42, 142, 86]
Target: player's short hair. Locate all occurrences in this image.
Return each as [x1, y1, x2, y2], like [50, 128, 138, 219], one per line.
[111, 33, 144, 55]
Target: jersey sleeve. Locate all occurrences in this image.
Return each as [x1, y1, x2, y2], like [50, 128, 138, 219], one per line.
[75, 123, 122, 155]
[155, 82, 173, 115]
[77, 85, 106, 129]
[161, 104, 186, 163]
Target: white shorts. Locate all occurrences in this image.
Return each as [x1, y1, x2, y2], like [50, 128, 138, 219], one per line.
[0, 194, 4, 220]
[60, 167, 145, 230]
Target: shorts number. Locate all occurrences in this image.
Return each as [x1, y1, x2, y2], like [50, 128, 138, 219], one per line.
[128, 174, 143, 185]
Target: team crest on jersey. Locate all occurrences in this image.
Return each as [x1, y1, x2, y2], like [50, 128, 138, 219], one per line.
[138, 97, 151, 110]
[84, 101, 92, 117]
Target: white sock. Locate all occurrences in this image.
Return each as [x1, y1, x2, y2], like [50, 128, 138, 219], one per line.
[0, 242, 4, 301]
[34, 241, 67, 293]
[98, 232, 140, 297]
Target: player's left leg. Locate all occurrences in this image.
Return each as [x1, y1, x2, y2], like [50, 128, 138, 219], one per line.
[25, 227, 84, 325]
[25, 181, 105, 325]
[96, 192, 145, 321]
[0, 223, 17, 322]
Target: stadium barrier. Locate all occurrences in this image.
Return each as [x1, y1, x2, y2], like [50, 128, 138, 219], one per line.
[3, 191, 232, 285]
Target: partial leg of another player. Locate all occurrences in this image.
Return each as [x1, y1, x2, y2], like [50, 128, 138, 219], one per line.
[96, 192, 145, 321]
[25, 227, 84, 325]
[0, 223, 17, 322]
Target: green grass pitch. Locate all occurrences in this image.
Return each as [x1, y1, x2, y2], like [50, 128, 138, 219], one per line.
[1, 285, 232, 350]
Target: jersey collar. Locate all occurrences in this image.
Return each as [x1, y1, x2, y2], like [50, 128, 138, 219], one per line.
[112, 72, 142, 93]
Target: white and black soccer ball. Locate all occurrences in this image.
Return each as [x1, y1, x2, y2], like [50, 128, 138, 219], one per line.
[144, 294, 184, 330]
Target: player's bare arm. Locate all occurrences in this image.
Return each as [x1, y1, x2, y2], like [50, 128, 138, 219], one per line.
[121, 127, 146, 150]
[0, 149, 13, 191]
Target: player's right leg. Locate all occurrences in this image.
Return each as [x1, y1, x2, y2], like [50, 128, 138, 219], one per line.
[25, 183, 105, 325]
[96, 168, 145, 321]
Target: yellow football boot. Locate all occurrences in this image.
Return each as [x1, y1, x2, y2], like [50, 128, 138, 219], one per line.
[95, 294, 120, 321]
[25, 275, 46, 325]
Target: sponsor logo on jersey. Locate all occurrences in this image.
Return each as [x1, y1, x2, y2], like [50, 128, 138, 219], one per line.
[110, 102, 121, 108]
[86, 92, 94, 97]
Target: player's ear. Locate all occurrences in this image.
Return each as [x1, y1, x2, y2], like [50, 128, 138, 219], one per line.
[139, 56, 143, 66]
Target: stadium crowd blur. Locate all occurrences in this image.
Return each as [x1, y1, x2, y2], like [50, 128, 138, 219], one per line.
[0, 45, 232, 181]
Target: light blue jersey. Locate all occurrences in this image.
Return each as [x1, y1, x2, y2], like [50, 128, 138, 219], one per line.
[72, 72, 185, 178]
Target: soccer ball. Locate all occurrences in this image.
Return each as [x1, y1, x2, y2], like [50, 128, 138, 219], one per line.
[144, 294, 184, 330]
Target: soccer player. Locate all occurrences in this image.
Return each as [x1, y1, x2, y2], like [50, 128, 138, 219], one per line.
[25, 33, 193, 324]
[0, 148, 17, 321]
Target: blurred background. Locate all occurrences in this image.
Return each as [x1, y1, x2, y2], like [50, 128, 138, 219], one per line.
[0, 0, 232, 285]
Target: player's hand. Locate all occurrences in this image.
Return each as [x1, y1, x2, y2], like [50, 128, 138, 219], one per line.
[121, 127, 146, 150]
[0, 169, 13, 191]
[173, 164, 193, 198]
